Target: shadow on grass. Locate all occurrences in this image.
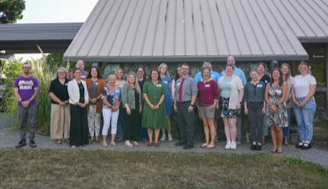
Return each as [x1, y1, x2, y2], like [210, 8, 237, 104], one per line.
[1, 148, 327, 189]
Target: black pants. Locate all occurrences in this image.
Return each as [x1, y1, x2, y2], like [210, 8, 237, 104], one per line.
[124, 108, 140, 141]
[177, 102, 195, 146]
[70, 104, 89, 146]
[247, 102, 264, 143]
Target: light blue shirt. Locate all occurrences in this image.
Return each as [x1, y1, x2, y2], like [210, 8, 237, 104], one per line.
[219, 77, 232, 98]
[194, 70, 220, 84]
[221, 67, 246, 86]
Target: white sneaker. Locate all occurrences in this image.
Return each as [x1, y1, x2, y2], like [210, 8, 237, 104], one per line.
[225, 142, 231, 149]
[161, 134, 166, 141]
[168, 134, 173, 141]
[230, 142, 237, 150]
[125, 140, 133, 147]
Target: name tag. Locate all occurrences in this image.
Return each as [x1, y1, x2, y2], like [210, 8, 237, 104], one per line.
[115, 90, 120, 93]
[81, 75, 86, 79]
[156, 84, 162, 87]
[205, 84, 210, 88]
[163, 81, 168, 84]
[65, 83, 68, 86]
[119, 84, 123, 88]
[95, 82, 98, 85]
[257, 84, 263, 87]
[177, 83, 181, 86]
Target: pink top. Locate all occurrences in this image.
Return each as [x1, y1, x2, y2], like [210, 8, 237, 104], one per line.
[197, 79, 219, 106]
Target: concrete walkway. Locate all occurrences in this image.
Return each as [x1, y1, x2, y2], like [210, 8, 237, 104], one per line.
[1, 113, 327, 169]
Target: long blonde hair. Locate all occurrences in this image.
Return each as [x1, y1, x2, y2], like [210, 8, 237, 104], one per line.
[158, 63, 170, 77]
[298, 61, 311, 74]
[126, 72, 141, 94]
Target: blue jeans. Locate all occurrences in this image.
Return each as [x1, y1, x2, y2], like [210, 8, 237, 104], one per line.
[293, 97, 316, 142]
[283, 107, 293, 139]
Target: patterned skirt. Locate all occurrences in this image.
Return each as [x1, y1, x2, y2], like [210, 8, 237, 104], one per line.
[266, 103, 288, 127]
[220, 97, 240, 118]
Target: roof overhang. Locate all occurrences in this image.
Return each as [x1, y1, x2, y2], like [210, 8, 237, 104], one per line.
[0, 23, 82, 53]
[298, 37, 328, 43]
[64, 54, 309, 63]
[64, 0, 326, 62]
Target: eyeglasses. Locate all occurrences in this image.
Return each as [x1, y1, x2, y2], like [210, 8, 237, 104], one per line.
[22, 67, 31, 69]
[58, 72, 66, 74]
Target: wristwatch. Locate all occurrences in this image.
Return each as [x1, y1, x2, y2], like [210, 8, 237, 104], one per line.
[190, 104, 194, 107]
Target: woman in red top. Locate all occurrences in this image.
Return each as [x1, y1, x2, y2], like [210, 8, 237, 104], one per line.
[197, 68, 219, 149]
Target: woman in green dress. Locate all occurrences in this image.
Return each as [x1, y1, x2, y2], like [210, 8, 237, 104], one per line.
[142, 69, 167, 147]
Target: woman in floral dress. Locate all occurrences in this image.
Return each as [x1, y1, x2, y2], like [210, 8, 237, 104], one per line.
[265, 68, 287, 153]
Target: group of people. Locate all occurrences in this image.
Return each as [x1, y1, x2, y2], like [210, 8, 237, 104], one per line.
[244, 61, 316, 153]
[14, 57, 317, 153]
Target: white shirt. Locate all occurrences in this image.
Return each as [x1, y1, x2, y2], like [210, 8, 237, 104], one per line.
[293, 74, 316, 98]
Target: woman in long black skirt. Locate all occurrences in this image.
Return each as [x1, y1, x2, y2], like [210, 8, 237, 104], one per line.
[68, 68, 89, 149]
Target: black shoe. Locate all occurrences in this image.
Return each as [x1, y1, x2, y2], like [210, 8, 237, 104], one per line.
[175, 141, 185, 146]
[296, 142, 304, 148]
[251, 144, 256, 150]
[15, 140, 26, 148]
[301, 142, 311, 150]
[183, 144, 194, 149]
[29, 140, 37, 148]
[256, 145, 262, 151]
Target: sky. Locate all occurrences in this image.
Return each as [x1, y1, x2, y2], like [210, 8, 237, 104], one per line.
[14, 0, 98, 60]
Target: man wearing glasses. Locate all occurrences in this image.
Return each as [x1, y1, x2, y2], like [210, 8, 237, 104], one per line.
[14, 62, 39, 148]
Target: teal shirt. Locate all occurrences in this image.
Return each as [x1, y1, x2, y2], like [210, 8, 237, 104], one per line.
[219, 78, 232, 98]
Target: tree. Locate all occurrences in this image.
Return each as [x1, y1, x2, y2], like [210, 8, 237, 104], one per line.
[0, 0, 25, 23]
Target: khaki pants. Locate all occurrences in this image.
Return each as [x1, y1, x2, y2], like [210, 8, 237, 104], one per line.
[50, 103, 70, 139]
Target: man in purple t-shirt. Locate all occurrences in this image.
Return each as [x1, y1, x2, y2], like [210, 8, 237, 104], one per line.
[14, 62, 39, 148]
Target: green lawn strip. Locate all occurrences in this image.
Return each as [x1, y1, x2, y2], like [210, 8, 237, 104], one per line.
[1, 148, 327, 189]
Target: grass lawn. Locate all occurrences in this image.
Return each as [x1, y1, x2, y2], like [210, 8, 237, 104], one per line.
[1, 148, 327, 189]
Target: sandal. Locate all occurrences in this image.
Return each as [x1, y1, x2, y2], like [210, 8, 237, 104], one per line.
[206, 144, 215, 149]
[95, 138, 100, 143]
[125, 140, 133, 147]
[102, 142, 108, 147]
[65, 139, 70, 144]
[147, 141, 153, 146]
[270, 147, 277, 153]
[200, 143, 208, 148]
[89, 138, 94, 144]
[283, 138, 289, 145]
[110, 141, 117, 146]
[56, 139, 62, 144]
[132, 141, 140, 146]
[71, 145, 76, 149]
[277, 147, 283, 153]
